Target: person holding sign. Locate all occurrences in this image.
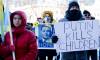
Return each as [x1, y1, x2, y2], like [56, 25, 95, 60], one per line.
[0, 11, 38, 60]
[36, 11, 57, 60]
[83, 10, 95, 20]
[83, 10, 97, 60]
[54, 1, 87, 60]
[42, 11, 57, 23]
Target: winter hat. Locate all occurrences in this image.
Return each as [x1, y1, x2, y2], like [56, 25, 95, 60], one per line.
[83, 10, 91, 16]
[68, 1, 80, 10]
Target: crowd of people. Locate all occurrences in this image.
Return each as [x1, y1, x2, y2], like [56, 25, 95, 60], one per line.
[0, 1, 98, 60]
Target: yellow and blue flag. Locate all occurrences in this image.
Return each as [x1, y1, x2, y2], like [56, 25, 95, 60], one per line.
[0, 0, 4, 41]
[0, 0, 10, 42]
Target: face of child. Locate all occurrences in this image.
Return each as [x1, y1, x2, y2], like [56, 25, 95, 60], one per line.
[44, 14, 51, 23]
[13, 14, 22, 27]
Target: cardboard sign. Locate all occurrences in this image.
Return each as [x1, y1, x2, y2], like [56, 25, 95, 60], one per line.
[54, 20, 99, 52]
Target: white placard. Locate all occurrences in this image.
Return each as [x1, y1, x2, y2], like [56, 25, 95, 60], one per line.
[54, 20, 100, 52]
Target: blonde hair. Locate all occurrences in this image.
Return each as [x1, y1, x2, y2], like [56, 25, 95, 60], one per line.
[42, 11, 53, 23]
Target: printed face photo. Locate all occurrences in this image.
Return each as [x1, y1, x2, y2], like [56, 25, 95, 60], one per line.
[37, 24, 54, 49]
[41, 26, 52, 40]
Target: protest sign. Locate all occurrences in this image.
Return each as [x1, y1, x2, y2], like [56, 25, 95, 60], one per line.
[35, 24, 55, 49]
[54, 20, 99, 52]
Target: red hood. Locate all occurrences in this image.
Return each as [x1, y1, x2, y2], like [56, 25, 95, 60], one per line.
[10, 11, 27, 34]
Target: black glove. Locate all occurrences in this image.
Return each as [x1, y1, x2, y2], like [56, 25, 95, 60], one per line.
[52, 36, 58, 43]
[35, 36, 37, 39]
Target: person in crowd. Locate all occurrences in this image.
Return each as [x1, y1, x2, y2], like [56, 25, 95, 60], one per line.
[83, 10, 95, 20]
[52, 1, 87, 60]
[37, 17, 44, 23]
[42, 11, 57, 23]
[33, 17, 44, 29]
[0, 11, 38, 60]
[83, 10, 97, 60]
[26, 23, 33, 30]
[36, 11, 57, 60]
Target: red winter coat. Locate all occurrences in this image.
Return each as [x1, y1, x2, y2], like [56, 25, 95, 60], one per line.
[0, 11, 38, 60]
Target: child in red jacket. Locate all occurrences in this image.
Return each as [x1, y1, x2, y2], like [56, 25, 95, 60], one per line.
[0, 11, 38, 60]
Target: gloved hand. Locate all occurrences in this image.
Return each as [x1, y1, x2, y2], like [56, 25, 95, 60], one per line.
[52, 36, 58, 43]
[35, 36, 37, 39]
[9, 45, 15, 51]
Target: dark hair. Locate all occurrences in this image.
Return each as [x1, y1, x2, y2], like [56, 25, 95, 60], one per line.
[26, 23, 33, 30]
[27, 23, 33, 26]
[83, 10, 91, 16]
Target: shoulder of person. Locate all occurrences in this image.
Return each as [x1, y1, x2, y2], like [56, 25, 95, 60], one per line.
[80, 17, 85, 20]
[59, 18, 68, 22]
[52, 19, 58, 23]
